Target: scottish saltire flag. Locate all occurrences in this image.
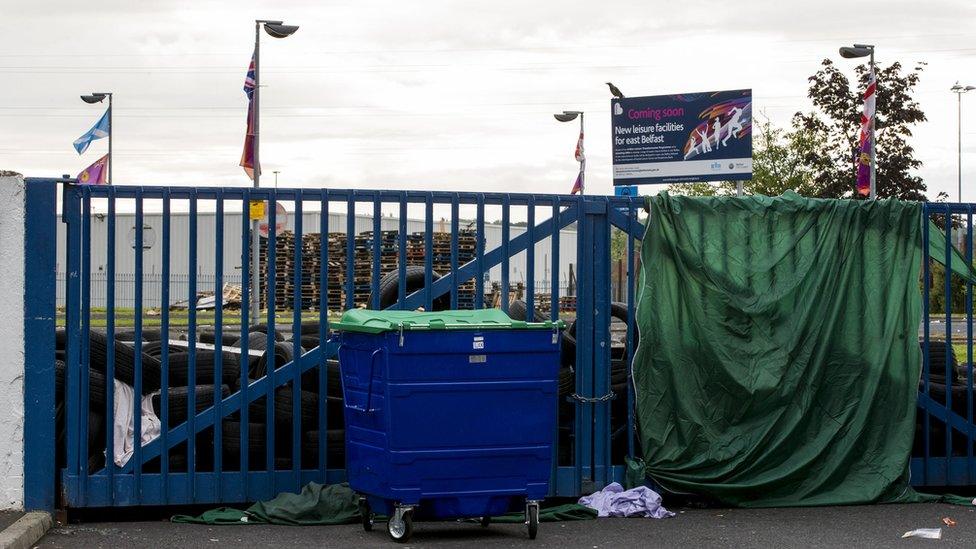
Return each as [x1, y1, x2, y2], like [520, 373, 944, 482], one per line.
[77, 154, 109, 185]
[240, 51, 259, 179]
[856, 69, 876, 196]
[73, 109, 109, 154]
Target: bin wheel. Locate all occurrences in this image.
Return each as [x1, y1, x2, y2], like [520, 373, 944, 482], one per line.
[526, 502, 539, 540]
[480, 516, 491, 528]
[358, 497, 373, 532]
[388, 507, 414, 543]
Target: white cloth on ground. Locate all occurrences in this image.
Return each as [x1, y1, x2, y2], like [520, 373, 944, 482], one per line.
[578, 482, 675, 518]
[112, 380, 162, 467]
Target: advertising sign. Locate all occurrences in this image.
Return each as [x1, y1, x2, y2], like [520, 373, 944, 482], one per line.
[611, 89, 752, 185]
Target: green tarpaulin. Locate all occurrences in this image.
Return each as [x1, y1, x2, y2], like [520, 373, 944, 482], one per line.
[633, 192, 927, 507]
[172, 482, 596, 525]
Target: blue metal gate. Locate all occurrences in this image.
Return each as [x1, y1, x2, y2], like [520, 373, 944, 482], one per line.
[916, 203, 976, 485]
[26, 177, 976, 511]
[45, 180, 646, 508]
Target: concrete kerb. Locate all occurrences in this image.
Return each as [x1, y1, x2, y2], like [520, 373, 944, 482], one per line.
[0, 511, 52, 549]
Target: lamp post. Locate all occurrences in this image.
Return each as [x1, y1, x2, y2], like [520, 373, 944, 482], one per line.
[839, 43, 876, 199]
[80, 92, 112, 184]
[273, 170, 280, 189]
[554, 110, 584, 194]
[250, 19, 298, 324]
[951, 82, 975, 203]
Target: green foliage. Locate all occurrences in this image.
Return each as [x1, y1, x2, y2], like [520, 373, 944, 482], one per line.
[792, 59, 928, 200]
[668, 116, 820, 197]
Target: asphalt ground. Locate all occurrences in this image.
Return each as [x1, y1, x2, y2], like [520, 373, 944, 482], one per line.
[37, 502, 976, 548]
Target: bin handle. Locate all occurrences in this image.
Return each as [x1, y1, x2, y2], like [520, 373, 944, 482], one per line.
[344, 348, 383, 413]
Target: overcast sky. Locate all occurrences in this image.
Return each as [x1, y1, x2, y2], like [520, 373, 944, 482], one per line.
[2, 0, 975, 201]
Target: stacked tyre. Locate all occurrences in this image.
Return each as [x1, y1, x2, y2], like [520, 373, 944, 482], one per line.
[220, 327, 346, 471]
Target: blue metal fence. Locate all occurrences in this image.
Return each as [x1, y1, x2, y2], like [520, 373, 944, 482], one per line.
[45, 180, 646, 509]
[30, 178, 976, 511]
[915, 203, 976, 485]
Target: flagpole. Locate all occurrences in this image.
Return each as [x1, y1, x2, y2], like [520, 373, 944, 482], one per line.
[108, 93, 113, 185]
[869, 48, 876, 200]
[579, 112, 585, 195]
[250, 20, 262, 326]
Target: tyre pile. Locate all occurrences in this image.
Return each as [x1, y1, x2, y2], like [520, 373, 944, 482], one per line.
[54, 325, 346, 475]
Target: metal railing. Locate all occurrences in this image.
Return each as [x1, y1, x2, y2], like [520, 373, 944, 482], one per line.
[51, 182, 646, 508]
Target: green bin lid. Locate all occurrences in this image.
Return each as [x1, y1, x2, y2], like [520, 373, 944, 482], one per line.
[334, 308, 564, 334]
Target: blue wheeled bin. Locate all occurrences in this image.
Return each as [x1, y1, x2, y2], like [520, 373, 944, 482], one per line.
[335, 309, 562, 542]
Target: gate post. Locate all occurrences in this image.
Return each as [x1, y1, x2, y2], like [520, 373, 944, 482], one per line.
[574, 197, 613, 494]
[23, 178, 58, 511]
[0, 175, 56, 511]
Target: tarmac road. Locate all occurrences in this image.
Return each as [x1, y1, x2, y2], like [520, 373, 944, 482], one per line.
[38, 502, 976, 548]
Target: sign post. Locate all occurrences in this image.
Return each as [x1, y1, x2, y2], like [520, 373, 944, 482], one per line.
[611, 89, 752, 188]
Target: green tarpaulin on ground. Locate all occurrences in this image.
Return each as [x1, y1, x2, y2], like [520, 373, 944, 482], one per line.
[171, 482, 360, 525]
[171, 482, 596, 525]
[634, 192, 928, 507]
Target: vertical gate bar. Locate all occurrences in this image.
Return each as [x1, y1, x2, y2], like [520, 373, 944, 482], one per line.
[319, 193, 329, 474]
[548, 198, 559, 494]
[133, 189, 145, 502]
[267, 193, 278, 486]
[526, 197, 535, 317]
[292, 197, 303, 482]
[922, 206, 931, 483]
[626, 198, 637, 459]
[64, 184, 82, 492]
[593, 198, 611, 485]
[186, 192, 197, 499]
[450, 195, 459, 309]
[551, 200, 559, 322]
[424, 196, 433, 311]
[501, 196, 510, 313]
[161, 189, 171, 501]
[346, 195, 355, 311]
[213, 192, 225, 497]
[944, 205, 953, 470]
[104, 187, 116, 504]
[476, 195, 485, 309]
[239, 191, 251, 497]
[968, 206, 974, 483]
[79, 188, 91, 505]
[372, 197, 381, 310]
[398, 197, 407, 310]
[575, 194, 591, 494]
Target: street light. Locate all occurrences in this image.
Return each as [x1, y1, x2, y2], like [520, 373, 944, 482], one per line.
[838, 43, 876, 199]
[951, 82, 975, 202]
[250, 19, 299, 324]
[554, 111, 584, 194]
[80, 92, 113, 184]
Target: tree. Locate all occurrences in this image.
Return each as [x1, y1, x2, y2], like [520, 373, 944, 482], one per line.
[792, 59, 928, 200]
[668, 116, 820, 197]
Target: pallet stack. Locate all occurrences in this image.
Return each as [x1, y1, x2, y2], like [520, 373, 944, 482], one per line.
[405, 230, 477, 309]
[258, 231, 299, 310]
[258, 228, 488, 311]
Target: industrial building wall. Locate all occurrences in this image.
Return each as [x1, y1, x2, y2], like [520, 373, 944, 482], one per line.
[55, 209, 579, 308]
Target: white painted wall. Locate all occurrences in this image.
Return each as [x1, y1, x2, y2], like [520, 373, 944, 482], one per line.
[0, 173, 25, 509]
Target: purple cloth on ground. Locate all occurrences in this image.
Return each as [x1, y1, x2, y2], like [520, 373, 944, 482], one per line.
[578, 482, 675, 518]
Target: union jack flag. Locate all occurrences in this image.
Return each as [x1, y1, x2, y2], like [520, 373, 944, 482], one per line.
[240, 50, 259, 179]
[243, 53, 256, 100]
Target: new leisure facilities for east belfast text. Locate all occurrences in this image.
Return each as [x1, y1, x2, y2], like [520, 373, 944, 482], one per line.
[611, 89, 753, 185]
